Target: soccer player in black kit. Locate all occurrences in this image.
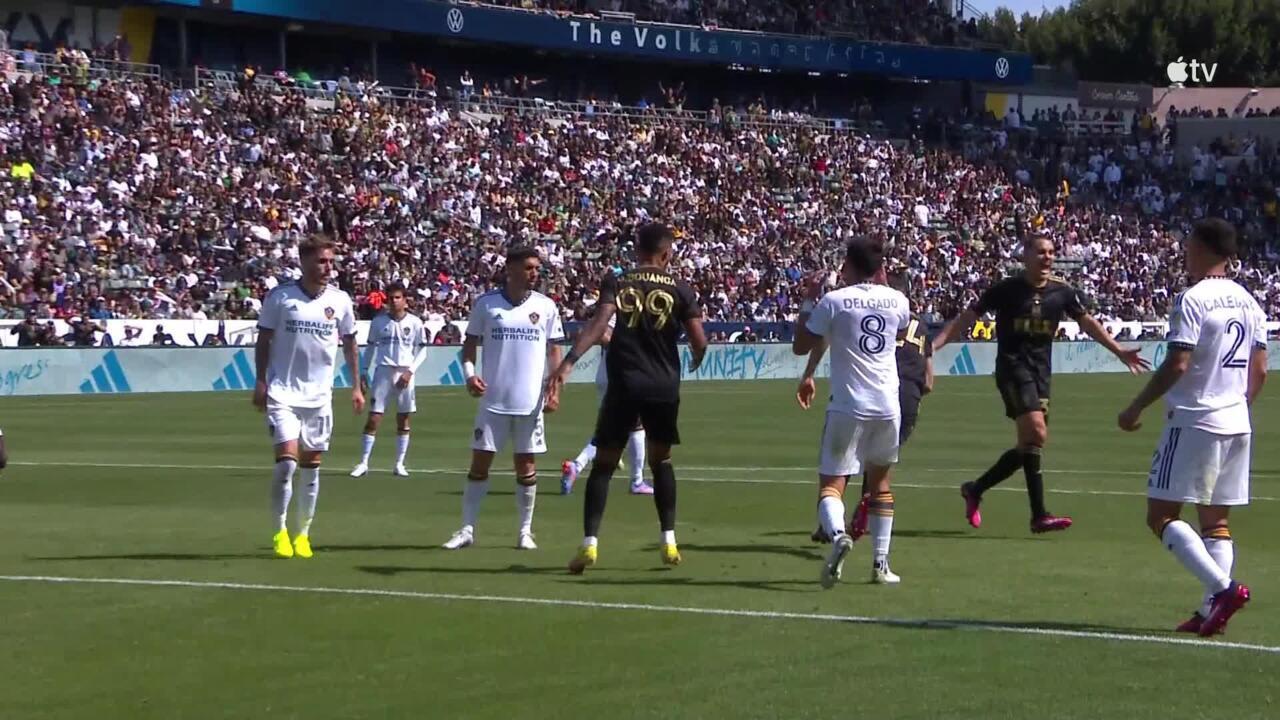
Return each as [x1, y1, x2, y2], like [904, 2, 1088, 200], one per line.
[547, 223, 708, 573]
[933, 236, 1149, 533]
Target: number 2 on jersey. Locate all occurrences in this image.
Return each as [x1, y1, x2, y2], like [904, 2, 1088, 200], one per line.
[617, 287, 675, 330]
[1221, 320, 1248, 369]
[859, 314, 887, 354]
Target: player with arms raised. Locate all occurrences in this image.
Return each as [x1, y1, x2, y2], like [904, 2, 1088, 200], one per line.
[933, 235, 1148, 533]
[1118, 219, 1266, 636]
[443, 247, 563, 551]
[794, 238, 909, 587]
[548, 223, 707, 573]
[350, 282, 429, 478]
[254, 235, 364, 559]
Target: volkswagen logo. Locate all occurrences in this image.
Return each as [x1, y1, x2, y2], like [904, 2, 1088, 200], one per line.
[446, 8, 465, 33]
[994, 57, 1010, 79]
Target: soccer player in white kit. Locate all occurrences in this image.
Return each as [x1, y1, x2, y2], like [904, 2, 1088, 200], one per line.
[792, 238, 910, 588]
[253, 236, 364, 559]
[351, 282, 429, 478]
[1118, 219, 1267, 637]
[443, 247, 564, 551]
[559, 313, 653, 496]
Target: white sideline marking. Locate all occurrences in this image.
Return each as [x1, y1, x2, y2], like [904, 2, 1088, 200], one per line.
[1, 574, 1275, 655]
[9, 460, 1280, 502]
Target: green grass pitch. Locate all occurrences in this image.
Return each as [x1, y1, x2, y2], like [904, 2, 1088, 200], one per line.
[1, 374, 1278, 719]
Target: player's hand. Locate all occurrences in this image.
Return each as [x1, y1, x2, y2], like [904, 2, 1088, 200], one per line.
[252, 381, 268, 412]
[352, 387, 366, 415]
[1117, 404, 1143, 432]
[543, 381, 560, 414]
[1117, 347, 1152, 374]
[796, 377, 817, 410]
[396, 371, 413, 389]
[466, 376, 487, 397]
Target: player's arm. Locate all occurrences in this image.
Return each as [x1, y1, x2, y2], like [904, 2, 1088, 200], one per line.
[795, 336, 827, 410]
[543, 309, 566, 412]
[923, 355, 935, 395]
[1119, 292, 1196, 431]
[461, 332, 485, 397]
[252, 291, 280, 411]
[343, 331, 364, 413]
[558, 302, 615, 376]
[1077, 313, 1150, 373]
[931, 308, 978, 352]
[1247, 344, 1267, 406]
[685, 314, 708, 372]
[791, 271, 826, 355]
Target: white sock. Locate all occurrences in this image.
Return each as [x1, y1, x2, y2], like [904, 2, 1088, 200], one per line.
[395, 433, 410, 465]
[296, 466, 319, 535]
[359, 434, 375, 464]
[661, 529, 676, 546]
[869, 491, 894, 566]
[462, 477, 490, 530]
[583, 535, 598, 548]
[627, 430, 646, 484]
[573, 441, 597, 471]
[1161, 520, 1230, 595]
[1201, 537, 1235, 614]
[818, 496, 845, 538]
[271, 458, 297, 532]
[516, 480, 537, 534]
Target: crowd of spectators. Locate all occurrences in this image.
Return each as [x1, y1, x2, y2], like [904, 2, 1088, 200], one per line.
[1, 60, 1279, 343]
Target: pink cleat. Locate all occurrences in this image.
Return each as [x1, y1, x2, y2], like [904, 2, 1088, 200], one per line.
[1175, 612, 1225, 635]
[629, 482, 654, 495]
[847, 493, 870, 541]
[1200, 582, 1250, 637]
[1030, 514, 1073, 534]
[560, 460, 578, 495]
[960, 482, 983, 529]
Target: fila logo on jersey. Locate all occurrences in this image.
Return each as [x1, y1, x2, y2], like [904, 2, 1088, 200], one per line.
[78, 351, 132, 394]
[948, 346, 977, 376]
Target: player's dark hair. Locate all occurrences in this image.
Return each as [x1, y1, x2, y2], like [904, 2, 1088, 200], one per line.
[299, 234, 334, 258]
[385, 281, 406, 296]
[506, 246, 540, 265]
[1192, 218, 1238, 259]
[636, 222, 675, 258]
[1022, 234, 1053, 251]
[845, 237, 884, 278]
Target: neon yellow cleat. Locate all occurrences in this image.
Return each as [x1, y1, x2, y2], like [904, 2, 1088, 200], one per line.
[272, 529, 294, 559]
[293, 533, 313, 559]
[661, 543, 681, 566]
[568, 545, 597, 574]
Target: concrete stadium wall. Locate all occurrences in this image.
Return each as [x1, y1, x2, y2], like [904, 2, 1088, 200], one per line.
[2, 342, 1278, 397]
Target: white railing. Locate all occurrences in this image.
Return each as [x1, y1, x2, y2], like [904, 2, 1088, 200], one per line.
[4, 49, 160, 81]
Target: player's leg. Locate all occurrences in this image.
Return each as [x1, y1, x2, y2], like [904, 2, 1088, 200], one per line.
[1017, 408, 1070, 532]
[266, 404, 302, 558]
[563, 384, 606, 494]
[640, 400, 684, 565]
[816, 411, 859, 588]
[445, 410, 501, 548]
[569, 390, 636, 573]
[392, 377, 417, 476]
[511, 412, 546, 549]
[863, 417, 901, 583]
[960, 373, 1028, 528]
[1188, 433, 1252, 635]
[627, 422, 651, 494]
[353, 367, 393, 476]
[352, 411, 383, 477]
[0, 429, 8, 471]
[290, 405, 333, 559]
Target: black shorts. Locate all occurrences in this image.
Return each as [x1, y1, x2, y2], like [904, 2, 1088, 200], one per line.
[595, 387, 680, 449]
[898, 385, 922, 445]
[995, 363, 1050, 420]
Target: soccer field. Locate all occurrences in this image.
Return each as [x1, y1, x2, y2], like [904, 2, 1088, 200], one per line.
[1, 374, 1278, 719]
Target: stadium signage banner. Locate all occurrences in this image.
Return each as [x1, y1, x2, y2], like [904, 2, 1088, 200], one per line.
[4, 342, 1278, 397]
[147, 0, 1032, 83]
[1077, 81, 1153, 110]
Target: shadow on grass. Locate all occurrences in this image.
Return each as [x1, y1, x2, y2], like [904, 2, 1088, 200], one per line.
[554, 575, 814, 593]
[30, 553, 270, 562]
[359, 564, 566, 577]
[662, 543, 823, 561]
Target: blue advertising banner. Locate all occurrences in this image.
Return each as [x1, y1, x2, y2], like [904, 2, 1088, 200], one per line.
[146, 0, 1032, 83]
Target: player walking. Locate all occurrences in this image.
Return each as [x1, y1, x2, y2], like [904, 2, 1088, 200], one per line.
[933, 236, 1148, 533]
[254, 235, 364, 559]
[350, 282, 430, 478]
[443, 247, 564, 551]
[560, 313, 653, 496]
[548, 223, 707, 573]
[1118, 219, 1265, 636]
[794, 238, 909, 587]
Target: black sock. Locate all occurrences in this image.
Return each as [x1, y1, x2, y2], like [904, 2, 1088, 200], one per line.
[859, 472, 869, 497]
[974, 448, 1022, 496]
[583, 464, 614, 537]
[1023, 447, 1047, 519]
[651, 460, 677, 533]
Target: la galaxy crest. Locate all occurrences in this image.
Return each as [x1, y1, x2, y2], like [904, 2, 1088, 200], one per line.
[529, 312, 540, 325]
[324, 307, 335, 320]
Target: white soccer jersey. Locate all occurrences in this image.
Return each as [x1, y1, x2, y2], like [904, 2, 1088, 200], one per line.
[1164, 277, 1267, 434]
[258, 282, 357, 408]
[806, 283, 911, 419]
[466, 289, 565, 416]
[367, 311, 429, 369]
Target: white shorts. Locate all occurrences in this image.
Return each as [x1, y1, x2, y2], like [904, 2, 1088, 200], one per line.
[472, 408, 547, 455]
[818, 411, 900, 477]
[369, 366, 417, 415]
[1148, 426, 1251, 506]
[267, 402, 334, 453]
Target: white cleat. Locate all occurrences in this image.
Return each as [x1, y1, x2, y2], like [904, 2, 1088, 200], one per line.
[820, 534, 854, 589]
[393, 463, 409, 477]
[350, 462, 369, 478]
[443, 528, 474, 550]
[517, 532, 538, 550]
[871, 563, 901, 585]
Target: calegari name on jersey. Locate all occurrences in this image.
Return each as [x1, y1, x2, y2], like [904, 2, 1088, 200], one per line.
[367, 312, 429, 369]
[258, 282, 357, 408]
[806, 283, 911, 419]
[466, 289, 565, 416]
[1165, 277, 1267, 434]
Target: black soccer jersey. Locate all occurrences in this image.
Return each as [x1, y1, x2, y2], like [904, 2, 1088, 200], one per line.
[972, 275, 1085, 374]
[896, 314, 931, 393]
[599, 267, 701, 402]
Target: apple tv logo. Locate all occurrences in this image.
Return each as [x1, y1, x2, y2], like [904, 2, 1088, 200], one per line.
[1166, 56, 1218, 85]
